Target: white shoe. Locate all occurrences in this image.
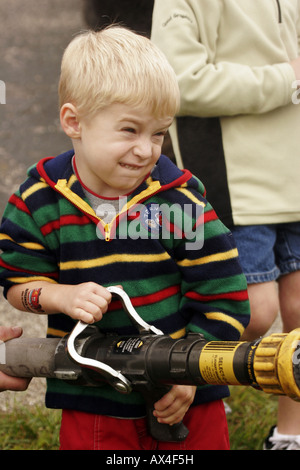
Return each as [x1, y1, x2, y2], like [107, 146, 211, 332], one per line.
[223, 401, 232, 414]
[264, 426, 300, 450]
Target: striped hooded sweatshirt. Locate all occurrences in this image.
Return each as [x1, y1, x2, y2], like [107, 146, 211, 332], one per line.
[0, 150, 250, 417]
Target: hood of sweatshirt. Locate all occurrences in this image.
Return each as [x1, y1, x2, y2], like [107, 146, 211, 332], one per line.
[33, 149, 206, 209]
[31, 149, 206, 241]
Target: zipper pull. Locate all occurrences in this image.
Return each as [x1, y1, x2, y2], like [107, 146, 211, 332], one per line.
[104, 224, 111, 242]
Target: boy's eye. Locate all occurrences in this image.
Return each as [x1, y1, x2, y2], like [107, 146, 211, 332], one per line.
[123, 127, 136, 133]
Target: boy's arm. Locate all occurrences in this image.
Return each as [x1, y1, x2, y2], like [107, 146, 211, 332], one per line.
[7, 281, 112, 324]
[173, 197, 250, 342]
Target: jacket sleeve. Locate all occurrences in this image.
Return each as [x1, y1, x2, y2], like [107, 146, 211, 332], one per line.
[0, 188, 59, 297]
[151, 0, 296, 117]
[174, 196, 250, 342]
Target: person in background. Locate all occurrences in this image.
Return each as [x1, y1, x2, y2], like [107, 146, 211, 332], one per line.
[151, 0, 300, 450]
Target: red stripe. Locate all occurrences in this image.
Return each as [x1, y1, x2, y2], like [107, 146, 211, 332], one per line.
[41, 214, 90, 236]
[204, 209, 218, 223]
[155, 169, 193, 193]
[0, 258, 58, 279]
[36, 156, 55, 183]
[164, 219, 184, 238]
[186, 290, 249, 302]
[8, 194, 31, 215]
[109, 285, 181, 311]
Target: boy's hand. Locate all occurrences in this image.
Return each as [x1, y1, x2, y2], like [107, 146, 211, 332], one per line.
[60, 282, 112, 324]
[153, 385, 196, 426]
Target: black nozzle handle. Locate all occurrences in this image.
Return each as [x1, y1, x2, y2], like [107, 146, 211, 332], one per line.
[147, 409, 189, 442]
[142, 386, 189, 442]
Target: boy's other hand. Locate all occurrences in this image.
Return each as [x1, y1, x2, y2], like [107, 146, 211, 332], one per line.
[60, 282, 112, 324]
[153, 385, 196, 426]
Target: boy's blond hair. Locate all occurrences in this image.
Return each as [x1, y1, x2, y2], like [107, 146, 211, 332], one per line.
[58, 26, 180, 119]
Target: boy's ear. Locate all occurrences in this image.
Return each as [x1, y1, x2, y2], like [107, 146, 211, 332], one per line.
[60, 103, 81, 139]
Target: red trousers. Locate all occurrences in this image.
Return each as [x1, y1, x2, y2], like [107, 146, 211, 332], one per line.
[59, 400, 230, 450]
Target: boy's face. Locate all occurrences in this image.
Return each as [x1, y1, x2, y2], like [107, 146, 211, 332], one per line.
[69, 103, 173, 198]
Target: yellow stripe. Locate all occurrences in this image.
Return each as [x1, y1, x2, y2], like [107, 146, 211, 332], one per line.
[67, 173, 78, 188]
[59, 251, 171, 271]
[7, 276, 57, 284]
[145, 175, 154, 186]
[177, 248, 238, 267]
[176, 187, 205, 207]
[22, 181, 48, 200]
[55, 180, 99, 219]
[170, 327, 186, 339]
[204, 311, 245, 336]
[20, 242, 45, 250]
[0, 234, 11, 241]
[0, 234, 45, 250]
[47, 327, 67, 338]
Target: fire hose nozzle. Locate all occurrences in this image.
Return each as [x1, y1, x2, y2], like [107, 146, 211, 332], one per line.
[1, 284, 300, 442]
[253, 329, 300, 401]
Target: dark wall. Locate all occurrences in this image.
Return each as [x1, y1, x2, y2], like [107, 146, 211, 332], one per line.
[83, 0, 154, 37]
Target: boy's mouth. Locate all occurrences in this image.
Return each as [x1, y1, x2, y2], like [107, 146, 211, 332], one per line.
[119, 162, 143, 171]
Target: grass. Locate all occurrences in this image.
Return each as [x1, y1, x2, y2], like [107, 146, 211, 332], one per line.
[0, 386, 278, 450]
[0, 406, 61, 450]
[226, 385, 278, 450]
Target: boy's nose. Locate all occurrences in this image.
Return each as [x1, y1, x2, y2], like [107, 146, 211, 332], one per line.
[133, 137, 153, 159]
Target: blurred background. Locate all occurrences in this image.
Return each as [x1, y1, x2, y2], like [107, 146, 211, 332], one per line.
[0, 0, 87, 411]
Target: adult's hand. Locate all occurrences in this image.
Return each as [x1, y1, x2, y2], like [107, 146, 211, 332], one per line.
[0, 326, 31, 392]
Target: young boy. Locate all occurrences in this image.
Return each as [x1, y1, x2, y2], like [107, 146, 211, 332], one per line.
[0, 27, 250, 450]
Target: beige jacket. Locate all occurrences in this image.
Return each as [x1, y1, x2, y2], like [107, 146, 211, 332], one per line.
[152, 0, 300, 226]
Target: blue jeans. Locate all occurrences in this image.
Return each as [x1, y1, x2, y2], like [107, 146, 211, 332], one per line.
[231, 223, 300, 284]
